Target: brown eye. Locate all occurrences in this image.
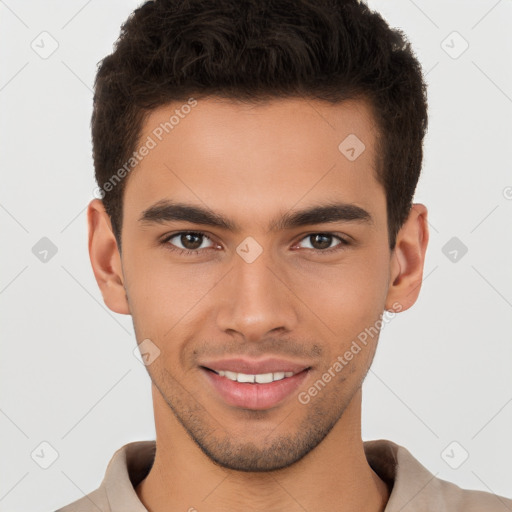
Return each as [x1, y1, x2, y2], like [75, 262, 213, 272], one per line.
[297, 233, 349, 253]
[162, 231, 215, 253]
[309, 234, 333, 250]
[179, 233, 203, 250]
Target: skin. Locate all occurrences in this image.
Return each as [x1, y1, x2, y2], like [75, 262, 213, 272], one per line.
[88, 97, 429, 512]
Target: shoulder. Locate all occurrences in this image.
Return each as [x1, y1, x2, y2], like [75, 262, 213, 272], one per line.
[364, 439, 512, 511]
[432, 479, 512, 511]
[53, 440, 155, 512]
[54, 487, 110, 512]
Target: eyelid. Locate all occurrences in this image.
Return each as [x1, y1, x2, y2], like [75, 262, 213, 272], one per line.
[161, 230, 351, 255]
[161, 231, 217, 249]
[292, 232, 350, 250]
[295, 230, 351, 242]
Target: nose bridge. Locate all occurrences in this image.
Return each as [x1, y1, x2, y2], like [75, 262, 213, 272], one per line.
[216, 242, 298, 340]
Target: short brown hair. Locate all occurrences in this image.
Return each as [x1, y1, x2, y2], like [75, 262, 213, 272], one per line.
[92, 0, 428, 252]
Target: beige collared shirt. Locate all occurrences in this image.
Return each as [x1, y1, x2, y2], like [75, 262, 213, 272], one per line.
[55, 439, 512, 511]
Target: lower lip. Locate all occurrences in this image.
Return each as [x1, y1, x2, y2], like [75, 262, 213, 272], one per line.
[201, 367, 310, 410]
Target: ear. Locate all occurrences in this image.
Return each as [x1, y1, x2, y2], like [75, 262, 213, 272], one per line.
[87, 198, 130, 315]
[384, 203, 429, 313]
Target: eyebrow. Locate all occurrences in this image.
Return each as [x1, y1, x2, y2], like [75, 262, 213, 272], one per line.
[138, 199, 373, 232]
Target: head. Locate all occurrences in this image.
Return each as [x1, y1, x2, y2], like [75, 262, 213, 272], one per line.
[89, 0, 429, 472]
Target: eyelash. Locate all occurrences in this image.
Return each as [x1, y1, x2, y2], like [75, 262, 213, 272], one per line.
[160, 231, 351, 257]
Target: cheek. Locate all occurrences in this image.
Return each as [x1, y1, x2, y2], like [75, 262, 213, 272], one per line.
[125, 239, 217, 311]
[296, 251, 389, 318]
[290, 254, 390, 365]
[123, 251, 226, 362]
[124, 230, 390, 348]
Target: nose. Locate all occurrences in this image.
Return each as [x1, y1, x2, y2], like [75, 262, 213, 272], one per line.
[215, 245, 299, 342]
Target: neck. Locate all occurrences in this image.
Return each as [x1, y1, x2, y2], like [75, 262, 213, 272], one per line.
[136, 385, 389, 512]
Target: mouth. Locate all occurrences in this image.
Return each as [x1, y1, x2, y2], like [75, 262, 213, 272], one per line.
[200, 365, 311, 410]
[203, 366, 303, 382]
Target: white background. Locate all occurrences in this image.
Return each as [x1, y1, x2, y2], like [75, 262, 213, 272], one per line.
[1, 1, 511, 510]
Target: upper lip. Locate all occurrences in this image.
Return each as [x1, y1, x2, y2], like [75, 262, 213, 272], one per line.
[200, 357, 311, 375]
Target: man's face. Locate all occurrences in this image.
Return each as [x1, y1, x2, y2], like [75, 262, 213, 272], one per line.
[118, 97, 396, 471]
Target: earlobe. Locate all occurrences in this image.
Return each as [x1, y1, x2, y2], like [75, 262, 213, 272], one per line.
[87, 199, 131, 315]
[385, 203, 429, 312]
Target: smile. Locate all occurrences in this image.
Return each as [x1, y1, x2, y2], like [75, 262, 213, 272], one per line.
[211, 369, 296, 383]
[201, 366, 311, 410]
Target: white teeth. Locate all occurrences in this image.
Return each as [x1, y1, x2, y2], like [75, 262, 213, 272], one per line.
[237, 372, 255, 383]
[223, 370, 238, 381]
[216, 370, 295, 383]
[255, 373, 273, 384]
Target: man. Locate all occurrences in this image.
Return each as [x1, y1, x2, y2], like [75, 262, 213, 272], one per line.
[56, 0, 511, 510]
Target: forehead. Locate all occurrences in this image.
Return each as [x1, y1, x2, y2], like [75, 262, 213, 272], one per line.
[123, 96, 384, 227]
[140, 96, 377, 159]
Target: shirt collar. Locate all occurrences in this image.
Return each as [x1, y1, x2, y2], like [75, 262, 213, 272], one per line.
[363, 439, 448, 511]
[103, 440, 155, 512]
[101, 438, 445, 511]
